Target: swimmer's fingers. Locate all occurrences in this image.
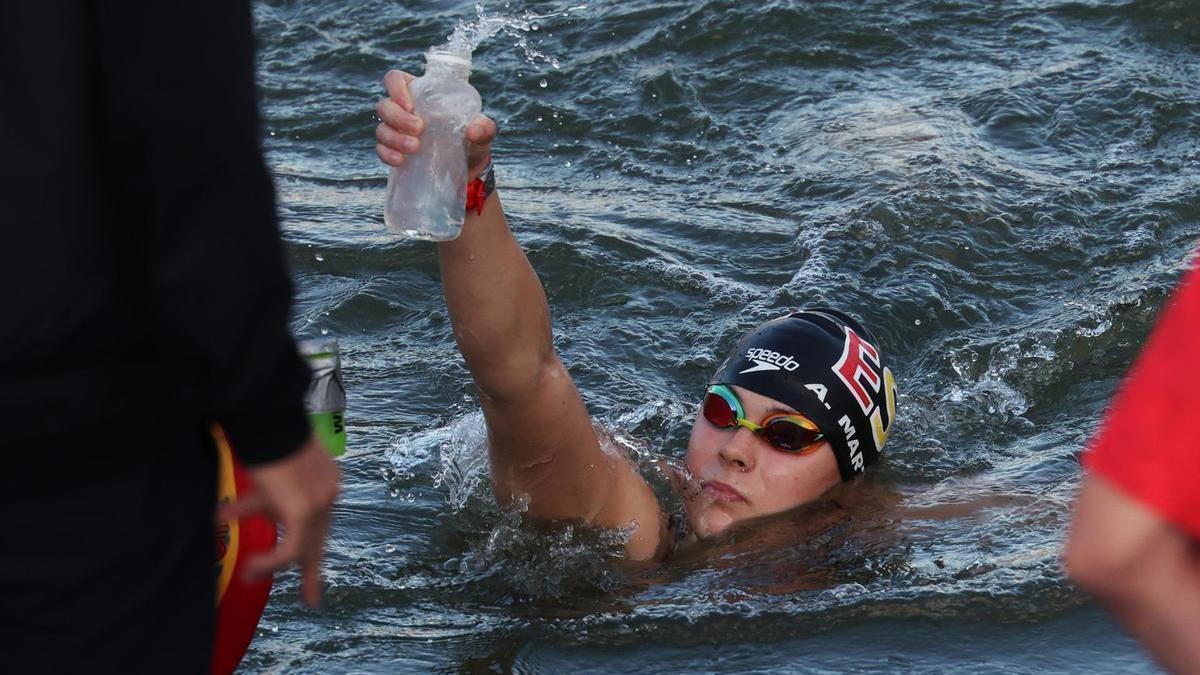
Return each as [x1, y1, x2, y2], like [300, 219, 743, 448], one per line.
[376, 143, 406, 167]
[376, 97, 424, 135]
[375, 91, 425, 167]
[375, 122, 419, 167]
[466, 115, 497, 146]
[383, 69, 417, 112]
[466, 115, 497, 180]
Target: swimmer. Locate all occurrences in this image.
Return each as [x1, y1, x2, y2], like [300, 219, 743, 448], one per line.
[375, 70, 899, 561]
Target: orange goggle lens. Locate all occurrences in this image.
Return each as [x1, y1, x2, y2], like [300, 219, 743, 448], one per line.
[702, 386, 825, 454]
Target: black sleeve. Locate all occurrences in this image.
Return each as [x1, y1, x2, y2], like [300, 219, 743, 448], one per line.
[93, 1, 310, 465]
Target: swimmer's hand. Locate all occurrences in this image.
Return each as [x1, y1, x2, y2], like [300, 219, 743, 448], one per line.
[217, 435, 340, 608]
[375, 69, 497, 181]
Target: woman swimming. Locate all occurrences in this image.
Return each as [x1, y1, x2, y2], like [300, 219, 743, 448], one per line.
[375, 70, 900, 562]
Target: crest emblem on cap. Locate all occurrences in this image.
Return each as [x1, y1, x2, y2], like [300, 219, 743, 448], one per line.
[831, 326, 897, 451]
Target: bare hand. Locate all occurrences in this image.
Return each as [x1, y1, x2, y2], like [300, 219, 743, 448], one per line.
[375, 69, 497, 180]
[218, 435, 340, 608]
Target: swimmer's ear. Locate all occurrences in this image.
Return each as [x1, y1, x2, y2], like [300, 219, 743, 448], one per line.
[384, 69, 416, 113]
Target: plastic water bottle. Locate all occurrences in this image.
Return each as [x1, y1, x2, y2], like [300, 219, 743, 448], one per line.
[384, 46, 482, 240]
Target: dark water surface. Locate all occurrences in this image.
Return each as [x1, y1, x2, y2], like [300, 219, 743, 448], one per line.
[248, 0, 1198, 671]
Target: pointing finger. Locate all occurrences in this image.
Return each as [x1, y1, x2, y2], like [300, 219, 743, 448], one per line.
[298, 524, 329, 608]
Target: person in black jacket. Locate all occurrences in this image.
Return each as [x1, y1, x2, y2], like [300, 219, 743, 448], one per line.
[0, 4, 339, 673]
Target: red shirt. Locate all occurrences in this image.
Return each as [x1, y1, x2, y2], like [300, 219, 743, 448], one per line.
[1085, 253, 1200, 540]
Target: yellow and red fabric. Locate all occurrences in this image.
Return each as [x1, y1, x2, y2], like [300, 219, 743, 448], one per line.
[212, 426, 277, 675]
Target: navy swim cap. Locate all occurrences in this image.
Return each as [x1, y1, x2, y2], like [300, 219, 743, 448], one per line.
[709, 308, 898, 481]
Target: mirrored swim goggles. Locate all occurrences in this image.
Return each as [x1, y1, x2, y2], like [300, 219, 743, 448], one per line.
[702, 384, 826, 454]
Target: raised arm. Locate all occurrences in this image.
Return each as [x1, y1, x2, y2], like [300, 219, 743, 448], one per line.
[376, 71, 666, 560]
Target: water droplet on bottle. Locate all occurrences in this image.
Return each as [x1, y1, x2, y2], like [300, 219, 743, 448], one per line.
[320, 328, 330, 335]
[565, 161, 572, 167]
[314, 253, 325, 262]
[539, 79, 547, 88]
[914, 319, 922, 326]
[531, 22, 540, 31]
[385, 544, 396, 554]
[536, 116, 543, 122]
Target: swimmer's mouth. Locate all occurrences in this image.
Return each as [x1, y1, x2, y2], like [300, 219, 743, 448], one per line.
[702, 480, 745, 503]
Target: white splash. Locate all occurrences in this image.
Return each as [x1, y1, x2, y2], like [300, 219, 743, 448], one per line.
[438, 1, 588, 64]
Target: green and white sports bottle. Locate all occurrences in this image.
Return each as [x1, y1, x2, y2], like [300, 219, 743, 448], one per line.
[298, 337, 347, 457]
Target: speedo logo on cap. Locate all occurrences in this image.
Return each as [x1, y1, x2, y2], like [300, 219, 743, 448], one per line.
[739, 347, 800, 374]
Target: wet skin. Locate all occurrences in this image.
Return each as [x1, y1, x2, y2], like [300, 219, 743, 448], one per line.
[683, 385, 843, 539]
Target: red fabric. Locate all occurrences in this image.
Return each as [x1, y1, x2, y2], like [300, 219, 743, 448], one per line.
[465, 177, 487, 216]
[1085, 253, 1200, 540]
[212, 456, 276, 675]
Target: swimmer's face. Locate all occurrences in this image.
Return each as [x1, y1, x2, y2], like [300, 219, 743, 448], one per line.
[684, 385, 842, 539]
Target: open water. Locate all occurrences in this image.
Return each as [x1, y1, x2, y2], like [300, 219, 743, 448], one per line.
[247, 0, 1198, 672]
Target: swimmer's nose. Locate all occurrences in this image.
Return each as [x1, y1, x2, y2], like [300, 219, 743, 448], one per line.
[718, 427, 757, 471]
